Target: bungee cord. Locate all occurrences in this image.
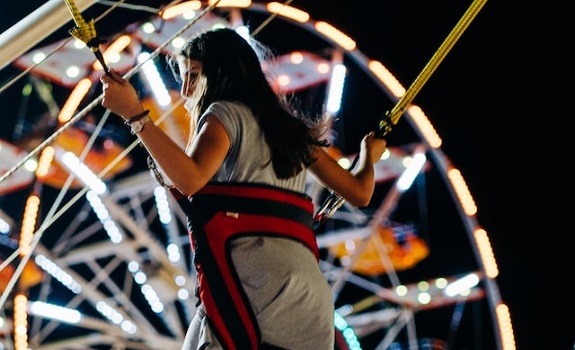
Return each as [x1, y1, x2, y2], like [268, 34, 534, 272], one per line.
[384, 0, 488, 128]
[64, 0, 111, 73]
[313, 0, 488, 228]
[0, 0, 128, 95]
[0, 0, 127, 183]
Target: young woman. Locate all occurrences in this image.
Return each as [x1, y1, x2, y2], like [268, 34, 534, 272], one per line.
[100, 27, 386, 350]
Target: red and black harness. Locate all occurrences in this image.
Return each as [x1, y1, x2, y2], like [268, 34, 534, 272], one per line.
[174, 182, 318, 350]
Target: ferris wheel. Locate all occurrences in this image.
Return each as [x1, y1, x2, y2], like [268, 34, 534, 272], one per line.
[0, 1, 515, 349]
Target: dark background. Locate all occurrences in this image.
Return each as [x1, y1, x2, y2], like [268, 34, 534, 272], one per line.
[1, 1, 574, 349]
[293, 1, 574, 349]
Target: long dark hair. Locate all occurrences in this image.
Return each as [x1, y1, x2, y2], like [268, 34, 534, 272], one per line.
[169, 28, 329, 179]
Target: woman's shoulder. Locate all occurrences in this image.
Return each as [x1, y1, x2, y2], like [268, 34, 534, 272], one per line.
[207, 100, 250, 115]
[205, 101, 255, 126]
[201, 101, 256, 139]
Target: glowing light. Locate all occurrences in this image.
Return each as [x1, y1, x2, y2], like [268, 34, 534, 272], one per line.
[65, 65, 81, 78]
[337, 157, 351, 169]
[32, 51, 46, 64]
[396, 151, 426, 191]
[0, 217, 10, 234]
[266, 2, 310, 23]
[417, 292, 431, 304]
[35, 255, 82, 293]
[134, 272, 146, 285]
[141, 22, 156, 34]
[29, 301, 81, 323]
[121, 320, 138, 334]
[128, 261, 139, 272]
[315, 22, 356, 51]
[141, 284, 164, 313]
[35, 146, 54, 177]
[474, 228, 499, 278]
[317, 62, 330, 74]
[72, 39, 86, 49]
[497, 303, 516, 350]
[97, 301, 130, 328]
[435, 277, 448, 289]
[86, 191, 123, 243]
[407, 105, 442, 148]
[209, 0, 251, 7]
[161, 1, 201, 19]
[380, 148, 391, 160]
[58, 78, 92, 123]
[368, 60, 406, 98]
[19, 195, 40, 256]
[334, 312, 362, 350]
[93, 35, 132, 71]
[154, 186, 172, 224]
[395, 285, 408, 296]
[290, 51, 304, 64]
[107, 35, 132, 53]
[448, 167, 478, 216]
[170, 36, 187, 51]
[60, 152, 107, 194]
[175, 275, 187, 286]
[178, 288, 190, 300]
[444, 273, 480, 297]
[417, 280, 430, 291]
[24, 157, 38, 172]
[276, 74, 290, 87]
[13, 293, 28, 350]
[167, 243, 181, 263]
[138, 52, 172, 107]
[235, 26, 251, 41]
[326, 63, 346, 115]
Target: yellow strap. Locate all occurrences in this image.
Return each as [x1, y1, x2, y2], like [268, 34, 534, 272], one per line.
[388, 0, 489, 126]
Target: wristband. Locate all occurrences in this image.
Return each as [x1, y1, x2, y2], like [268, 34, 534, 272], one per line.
[124, 109, 150, 125]
[130, 115, 152, 134]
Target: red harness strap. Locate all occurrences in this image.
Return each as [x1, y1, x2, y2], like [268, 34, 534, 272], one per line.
[186, 182, 317, 350]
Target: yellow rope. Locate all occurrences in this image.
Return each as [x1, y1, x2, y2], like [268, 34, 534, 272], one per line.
[64, 0, 95, 44]
[64, 0, 109, 72]
[387, 0, 488, 127]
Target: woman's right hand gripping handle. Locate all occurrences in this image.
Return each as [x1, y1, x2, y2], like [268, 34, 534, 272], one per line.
[100, 69, 146, 120]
